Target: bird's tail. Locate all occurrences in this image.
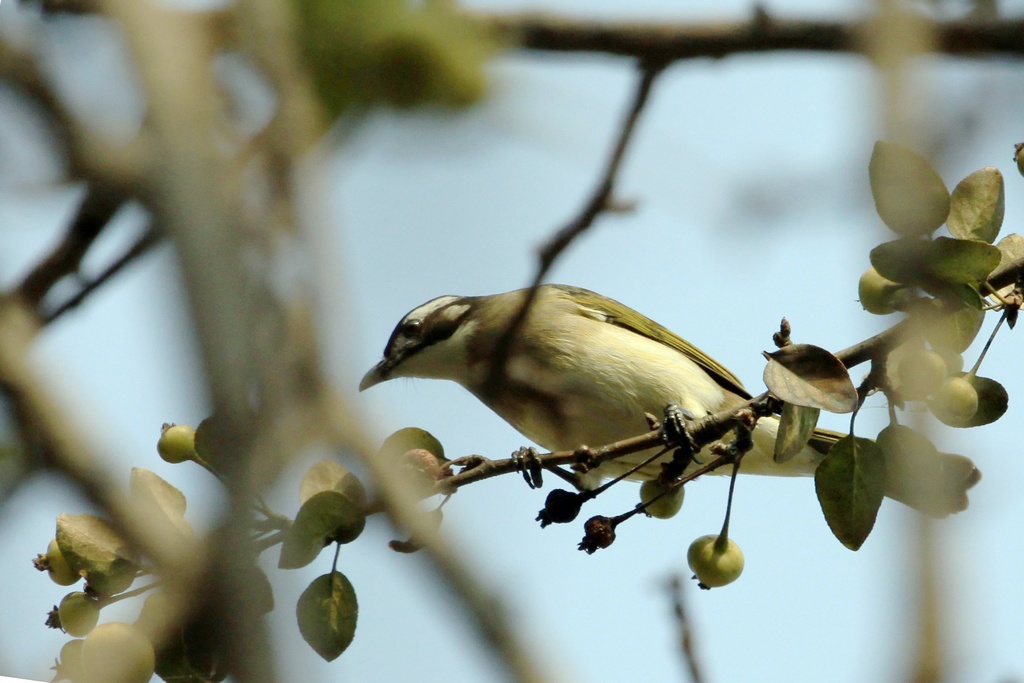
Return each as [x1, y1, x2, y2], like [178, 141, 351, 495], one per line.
[809, 428, 981, 517]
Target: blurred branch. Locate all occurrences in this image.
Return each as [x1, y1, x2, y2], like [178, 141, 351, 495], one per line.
[908, 516, 942, 683]
[14, 186, 127, 312]
[320, 392, 563, 683]
[0, 298, 195, 575]
[481, 10, 1024, 61]
[485, 60, 665, 396]
[0, 34, 146, 184]
[42, 226, 162, 324]
[668, 576, 706, 683]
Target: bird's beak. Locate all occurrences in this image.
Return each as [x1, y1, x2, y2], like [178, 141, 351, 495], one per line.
[359, 361, 389, 391]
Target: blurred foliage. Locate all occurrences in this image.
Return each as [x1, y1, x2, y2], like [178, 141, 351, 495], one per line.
[293, 0, 496, 116]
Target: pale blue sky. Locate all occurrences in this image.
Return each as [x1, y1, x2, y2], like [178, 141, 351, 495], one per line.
[1, 1, 1023, 682]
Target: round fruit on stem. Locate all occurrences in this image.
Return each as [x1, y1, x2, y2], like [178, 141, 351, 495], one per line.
[858, 267, 906, 315]
[931, 376, 980, 422]
[46, 538, 80, 587]
[687, 534, 745, 589]
[639, 479, 684, 519]
[157, 424, 198, 464]
[58, 592, 100, 637]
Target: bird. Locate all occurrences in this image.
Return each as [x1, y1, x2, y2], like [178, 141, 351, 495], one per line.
[360, 284, 980, 516]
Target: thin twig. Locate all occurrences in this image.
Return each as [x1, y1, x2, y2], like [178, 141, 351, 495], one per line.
[43, 228, 162, 325]
[484, 60, 667, 398]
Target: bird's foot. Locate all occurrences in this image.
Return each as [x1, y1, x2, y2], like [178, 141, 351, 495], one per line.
[512, 446, 544, 489]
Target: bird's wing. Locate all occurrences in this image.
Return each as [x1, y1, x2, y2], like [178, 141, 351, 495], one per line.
[555, 285, 752, 400]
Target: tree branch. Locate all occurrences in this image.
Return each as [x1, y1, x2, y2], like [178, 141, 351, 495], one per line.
[479, 11, 1024, 61]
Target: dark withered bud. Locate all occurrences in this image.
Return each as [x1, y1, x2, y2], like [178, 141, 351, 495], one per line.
[578, 515, 616, 554]
[536, 489, 584, 528]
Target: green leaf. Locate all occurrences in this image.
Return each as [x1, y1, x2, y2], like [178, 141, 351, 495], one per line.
[299, 460, 367, 507]
[55, 514, 139, 596]
[931, 374, 1007, 428]
[762, 344, 858, 414]
[279, 491, 366, 569]
[870, 237, 1000, 287]
[947, 167, 1004, 244]
[926, 237, 1001, 284]
[993, 233, 1024, 297]
[869, 238, 931, 285]
[869, 141, 950, 237]
[995, 232, 1024, 267]
[876, 424, 969, 517]
[774, 403, 821, 463]
[814, 436, 885, 550]
[297, 572, 358, 662]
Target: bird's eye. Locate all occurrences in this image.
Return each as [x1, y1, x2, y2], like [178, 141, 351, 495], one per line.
[400, 320, 422, 338]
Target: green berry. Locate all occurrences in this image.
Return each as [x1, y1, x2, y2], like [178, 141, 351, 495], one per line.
[931, 376, 979, 422]
[46, 538, 80, 587]
[858, 267, 904, 315]
[639, 479, 684, 519]
[58, 592, 100, 637]
[157, 424, 197, 464]
[81, 622, 155, 683]
[687, 535, 744, 589]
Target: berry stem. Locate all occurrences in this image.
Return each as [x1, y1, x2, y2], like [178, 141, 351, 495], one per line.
[715, 458, 742, 552]
[967, 309, 1006, 379]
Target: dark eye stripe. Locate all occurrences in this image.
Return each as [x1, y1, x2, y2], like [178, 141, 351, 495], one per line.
[382, 299, 472, 360]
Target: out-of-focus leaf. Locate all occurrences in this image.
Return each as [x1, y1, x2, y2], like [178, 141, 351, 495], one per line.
[297, 572, 358, 662]
[763, 344, 858, 414]
[876, 424, 972, 517]
[869, 141, 949, 237]
[947, 167, 1004, 244]
[921, 305, 985, 354]
[814, 436, 885, 550]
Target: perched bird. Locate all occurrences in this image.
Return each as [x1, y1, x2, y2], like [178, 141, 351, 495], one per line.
[360, 284, 979, 516]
